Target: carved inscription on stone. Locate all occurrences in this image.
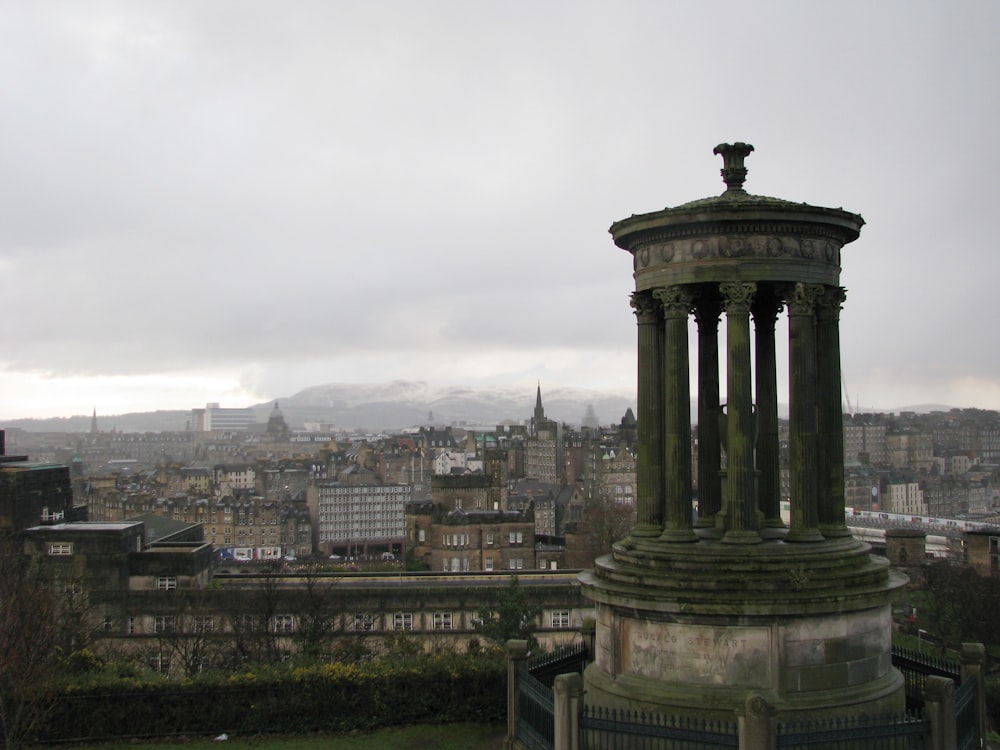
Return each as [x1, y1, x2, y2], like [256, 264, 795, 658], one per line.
[622, 618, 772, 688]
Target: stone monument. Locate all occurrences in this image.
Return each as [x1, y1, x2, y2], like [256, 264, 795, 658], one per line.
[579, 143, 905, 722]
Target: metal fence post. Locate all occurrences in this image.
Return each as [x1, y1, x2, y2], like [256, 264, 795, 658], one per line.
[923, 674, 956, 750]
[505, 639, 530, 750]
[553, 673, 583, 750]
[961, 642, 986, 747]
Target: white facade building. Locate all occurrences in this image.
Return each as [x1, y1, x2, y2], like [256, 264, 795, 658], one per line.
[193, 403, 257, 432]
[315, 482, 410, 553]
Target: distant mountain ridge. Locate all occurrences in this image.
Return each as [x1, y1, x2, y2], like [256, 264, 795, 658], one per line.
[2, 381, 638, 433]
[2, 380, 956, 434]
[271, 381, 636, 432]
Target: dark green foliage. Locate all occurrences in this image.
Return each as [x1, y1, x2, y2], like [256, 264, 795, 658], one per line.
[473, 575, 541, 650]
[32, 651, 506, 744]
[920, 562, 1000, 651]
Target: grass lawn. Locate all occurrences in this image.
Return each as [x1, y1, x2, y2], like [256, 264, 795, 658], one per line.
[49, 723, 507, 750]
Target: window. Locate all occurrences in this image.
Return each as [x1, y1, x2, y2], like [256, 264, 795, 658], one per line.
[127, 616, 135, 635]
[550, 610, 571, 628]
[154, 615, 175, 633]
[149, 654, 170, 675]
[193, 615, 215, 633]
[351, 613, 375, 632]
[271, 614, 295, 633]
[485, 556, 494, 571]
[418, 529, 426, 542]
[48, 542, 73, 556]
[486, 532, 494, 545]
[432, 612, 453, 630]
[509, 558, 523, 570]
[393, 612, 413, 631]
[156, 576, 177, 591]
[103, 616, 113, 631]
[237, 614, 259, 631]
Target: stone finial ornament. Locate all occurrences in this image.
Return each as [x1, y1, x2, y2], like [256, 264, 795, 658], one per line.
[713, 142, 754, 194]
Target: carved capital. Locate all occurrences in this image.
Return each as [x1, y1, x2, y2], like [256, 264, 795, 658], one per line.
[788, 282, 825, 316]
[720, 281, 756, 315]
[630, 291, 660, 325]
[653, 286, 693, 319]
[815, 286, 847, 321]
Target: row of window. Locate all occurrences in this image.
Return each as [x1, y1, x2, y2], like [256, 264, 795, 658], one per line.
[441, 531, 526, 547]
[447, 557, 524, 571]
[127, 609, 574, 634]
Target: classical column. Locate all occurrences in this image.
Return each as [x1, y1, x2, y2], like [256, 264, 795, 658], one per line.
[720, 281, 762, 544]
[630, 291, 664, 538]
[786, 282, 825, 542]
[693, 293, 722, 528]
[655, 286, 697, 543]
[752, 288, 784, 528]
[816, 286, 851, 537]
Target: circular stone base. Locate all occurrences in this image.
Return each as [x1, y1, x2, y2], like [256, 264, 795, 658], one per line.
[578, 536, 906, 721]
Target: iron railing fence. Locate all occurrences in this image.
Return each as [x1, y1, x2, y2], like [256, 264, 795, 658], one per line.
[528, 642, 589, 688]
[580, 706, 738, 750]
[775, 711, 929, 749]
[955, 676, 977, 750]
[510, 644, 976, 750]
[891, 645, 961, 710]
[518, 670, 554, 750]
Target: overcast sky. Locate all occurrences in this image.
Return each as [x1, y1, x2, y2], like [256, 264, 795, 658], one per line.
[1, 1, 998, 421]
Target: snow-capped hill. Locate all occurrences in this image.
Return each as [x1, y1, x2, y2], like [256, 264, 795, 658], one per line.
[277, 381, 635, 430]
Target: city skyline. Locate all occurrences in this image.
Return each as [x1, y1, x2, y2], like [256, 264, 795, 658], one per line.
[2, 2, 998, 421]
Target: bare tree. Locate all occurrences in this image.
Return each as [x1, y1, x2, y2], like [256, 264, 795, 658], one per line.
[0, 537, 63, 749]
[292, 563, 339, 662]
[153, 589, 225, 678]
[569, 498, 635, 568]
[220, 561, 288, 668]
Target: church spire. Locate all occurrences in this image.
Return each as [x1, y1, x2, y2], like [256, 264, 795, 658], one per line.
[531, 382, 548, 437]
[90, 407, 98, 434]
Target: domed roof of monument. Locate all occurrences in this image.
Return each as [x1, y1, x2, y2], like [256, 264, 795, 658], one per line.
[609, 142, 865, 248]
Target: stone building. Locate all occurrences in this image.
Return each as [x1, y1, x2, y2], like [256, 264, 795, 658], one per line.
[843, 417, 888, 466]
[0, 432, 82, 531]
[410, 505, 536, 572]
[595, 444, 637, 522]
[887, 480, 928, 515]
[965, 528, 1000, 576]
[212, 463, 257, 496]
[525, 385, 562, 485]
[19, 519, 589, 677]
[886, 430, 934, 472]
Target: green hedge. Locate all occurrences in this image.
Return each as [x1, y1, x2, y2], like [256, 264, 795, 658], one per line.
[34, 653, 506, 743]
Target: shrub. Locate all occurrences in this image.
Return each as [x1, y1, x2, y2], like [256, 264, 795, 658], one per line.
[32, 650, 505, 743]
